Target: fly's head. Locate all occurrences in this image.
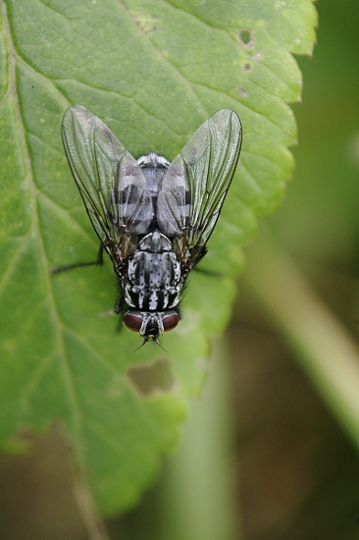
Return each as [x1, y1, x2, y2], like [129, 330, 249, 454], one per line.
[123, 310, 180, 345]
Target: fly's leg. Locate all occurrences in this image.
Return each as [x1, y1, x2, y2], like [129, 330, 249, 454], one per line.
[114, 295, 125, 333]
[194, 267, 223, 278]
[51, 244, 104, 274]
[191, 248, 223, 277]
[116, 312, 124, 333]
[52, 261, 98, 274]
[114, 294, 125, 314]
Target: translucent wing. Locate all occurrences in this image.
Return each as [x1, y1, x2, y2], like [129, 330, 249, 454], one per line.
[157, 109, 242, 265]
[62, 105, 152, 259]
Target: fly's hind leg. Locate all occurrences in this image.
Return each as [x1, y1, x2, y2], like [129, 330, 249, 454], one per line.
[51, 244, 104, 274]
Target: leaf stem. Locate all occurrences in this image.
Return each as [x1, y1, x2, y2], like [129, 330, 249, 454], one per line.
[160, 337, 242, 540]
[244, 228, 359, 449]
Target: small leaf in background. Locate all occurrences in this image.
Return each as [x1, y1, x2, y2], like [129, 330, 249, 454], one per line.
[0, 0, 316, 515]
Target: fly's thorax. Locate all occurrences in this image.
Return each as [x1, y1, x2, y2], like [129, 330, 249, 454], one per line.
[138, 231, 172, 253]
[123, 309, 180, 340]
[123, 231, 183, 311]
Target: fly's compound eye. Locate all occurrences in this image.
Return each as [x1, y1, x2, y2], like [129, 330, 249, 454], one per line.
[123, 313, 143, 332]
[162, 314, 180, 332]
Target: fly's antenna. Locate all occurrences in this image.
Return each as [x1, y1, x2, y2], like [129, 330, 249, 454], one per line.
[154, 338, 166, 352]
[134, 338, 149, 351]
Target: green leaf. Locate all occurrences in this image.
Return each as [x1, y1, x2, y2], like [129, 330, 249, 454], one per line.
[0, 0, 316, 515]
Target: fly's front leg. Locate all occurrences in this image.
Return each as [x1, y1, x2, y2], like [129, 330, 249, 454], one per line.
[113, 262, 127, 315]
[114, 294, 126, 333]
[114, 294, 125, 314]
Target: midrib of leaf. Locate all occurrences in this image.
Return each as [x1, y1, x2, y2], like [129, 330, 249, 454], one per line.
[1, 0, 87, 458]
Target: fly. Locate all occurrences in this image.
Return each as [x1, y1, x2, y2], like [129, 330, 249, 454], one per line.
[59, 105, 242, 345]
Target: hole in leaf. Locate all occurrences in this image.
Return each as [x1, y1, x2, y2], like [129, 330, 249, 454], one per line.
[127, 358, 175, 395]
[239, 29, 254, 48]
[243, 62, 252, 72]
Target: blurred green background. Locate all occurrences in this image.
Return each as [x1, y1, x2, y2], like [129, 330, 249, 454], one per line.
[273, 0, 359, 270]
[229, 0, 359, 538]
[1, 1, 359, 539]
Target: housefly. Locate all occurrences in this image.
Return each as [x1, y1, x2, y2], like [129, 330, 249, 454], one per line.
[60, 105, 242, 344]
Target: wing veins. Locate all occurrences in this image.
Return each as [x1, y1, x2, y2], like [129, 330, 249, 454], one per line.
[157, 108, 242, 263]
[62, 105, 153, 260]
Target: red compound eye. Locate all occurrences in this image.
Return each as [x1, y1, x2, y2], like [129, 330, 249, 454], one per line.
[163, 314, 179, 332]
[123, 314, 142, 332]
